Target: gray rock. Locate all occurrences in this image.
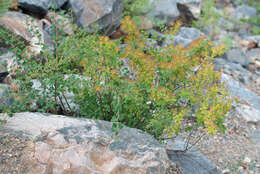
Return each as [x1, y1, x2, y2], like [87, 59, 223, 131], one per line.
[0, 84, 13, 111]
[251, 130, 260, 143]
[176, 0, 201, 18]
[163, 27, 203, 47]
[0, 52, 14, 82]
[147, 30, 166, 46]
[214, 58, 252, 84]
[18, 0, 67, 17]
[45, 12, 74, 35]
[145, 38, 159, 49]
[221, 74, 260, 109]
[68, 0, 123, 35]
[218, 17, 235, 31]
[166, 137, 219, 174]
[234, 104, 260, 124]
[31, 77, 79, 113]
[246, 35, 260, 43]
[147, 0, 180, 27]
[247, 48, 260, 61]
[0, 12, 51, 56]
[120, 58, 136, 80]
[0, 112, 176, 174]
[230, 5, 257, 20]
[223, 48, 251, 67]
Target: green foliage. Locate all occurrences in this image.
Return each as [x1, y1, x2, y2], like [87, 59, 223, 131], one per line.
[0, 0, 15, 15]
[123, 0, 151, 16]
[2, 11, 232, 140]
[193, 0, 221, 30]
[0, 119, 7, 124]
[62, 17, 231, 138]
[241, 0, 260, 35]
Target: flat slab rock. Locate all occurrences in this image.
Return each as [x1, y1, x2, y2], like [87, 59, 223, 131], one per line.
[166, 137, 219, 174]
[0, 112, 178, 174]
[221, 73, 260, 109]
[234, 104, 260, 124]
[251, 130, 260, 143]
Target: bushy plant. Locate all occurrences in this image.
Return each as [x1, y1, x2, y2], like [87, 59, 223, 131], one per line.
[60, 16, 231, 138]
[123, 0, 151, 16]
[192, 0, 221, 30]
[1, 10, 78, 115]
[2, 11, 231, 140]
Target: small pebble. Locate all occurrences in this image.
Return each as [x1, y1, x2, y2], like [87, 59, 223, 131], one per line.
[221, 169, 230, 174]
[244, 157, 251, 164]
[238, 166, 244, 174]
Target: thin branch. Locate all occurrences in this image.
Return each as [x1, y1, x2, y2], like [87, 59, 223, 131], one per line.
[184, 125, 196, 151]
[97, 92, 106, 120]
[186, 132, 206, 151]
[61, 91, 73, 114]
[58, 95, 66, 113]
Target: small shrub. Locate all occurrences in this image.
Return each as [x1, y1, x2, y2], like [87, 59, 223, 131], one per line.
[62, 16, 231, 138]
[2, 11, 232, 140]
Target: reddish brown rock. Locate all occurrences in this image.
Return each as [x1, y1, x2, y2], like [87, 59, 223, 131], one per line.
[0, 112, 177, 174]
[0, 11, 51, 56]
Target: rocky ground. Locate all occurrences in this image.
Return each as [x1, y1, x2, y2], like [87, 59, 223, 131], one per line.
[179, 109, 260, 173]
[0, 0, 260, 174]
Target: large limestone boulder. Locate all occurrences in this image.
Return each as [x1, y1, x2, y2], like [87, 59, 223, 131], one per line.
[68, 0, 123, 35]
[0, 12, 52, 56]
[0, 112, 177, 174]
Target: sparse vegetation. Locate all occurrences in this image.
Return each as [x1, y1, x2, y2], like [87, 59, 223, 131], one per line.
[242, 0, 260, 35]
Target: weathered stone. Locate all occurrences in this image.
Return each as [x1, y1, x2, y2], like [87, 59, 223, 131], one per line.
[0, 84, 13, 111]
[0, 12, 51, 56]
[251, 130, 260, 143]
[176, 0, 201, 18]
[68, 0, 123, 35]
[166, 137, 219, 174]
[234, 104, 260, 124]
[0, 112, 176, 174]
[214, 58, 253, 85]
[230, 5, 257, 20]
[218, 17, 235, 31]
[247, 48, 260, 62]
[146, 0, 180, 27]
[18, 0, 67, 17]
[163, 27, 203, 47]
[45, 11, 74, 35]
[0, 52, 15, 82]
[221, 74, 260, 109]
[148, 30, 166, 46]
[120, 58, 137, 80]
[246, 35, 260, 47]
[134, 16, 153, 30]
[31, 77, 78, 113]
[223, 48, 251, 67]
